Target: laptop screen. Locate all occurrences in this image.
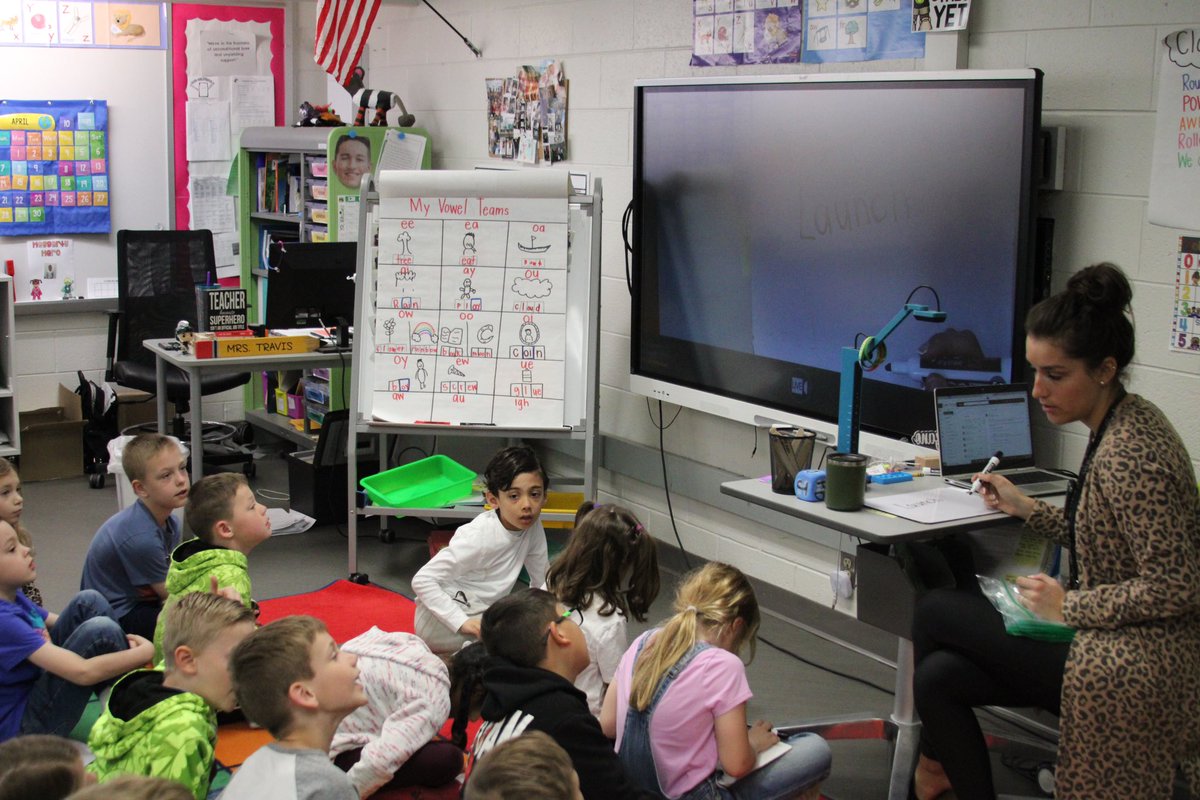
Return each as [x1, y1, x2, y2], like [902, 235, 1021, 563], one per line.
[934, 384, 1037, 474]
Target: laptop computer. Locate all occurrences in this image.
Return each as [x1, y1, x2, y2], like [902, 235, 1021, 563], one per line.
[933, 383, 1071, 497]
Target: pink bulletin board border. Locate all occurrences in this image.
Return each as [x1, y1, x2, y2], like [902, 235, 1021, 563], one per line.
[171, 3, 286, 231]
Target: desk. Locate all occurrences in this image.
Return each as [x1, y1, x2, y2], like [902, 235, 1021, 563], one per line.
[720, 477, 1023, 800]
[144, 338, 349, 481]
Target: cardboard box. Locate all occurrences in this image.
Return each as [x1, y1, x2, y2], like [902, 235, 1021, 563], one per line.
[19, 385, 85, 481]
[114, 388, 157, 433]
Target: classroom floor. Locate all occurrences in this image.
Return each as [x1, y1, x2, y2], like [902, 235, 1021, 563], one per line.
[23, 434, 1057, 800]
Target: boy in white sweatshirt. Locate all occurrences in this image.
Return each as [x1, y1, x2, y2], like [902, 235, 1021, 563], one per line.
[411, 446, 549, 654]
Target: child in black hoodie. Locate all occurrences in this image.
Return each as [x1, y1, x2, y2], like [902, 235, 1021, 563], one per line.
[469, 589, 654, 800]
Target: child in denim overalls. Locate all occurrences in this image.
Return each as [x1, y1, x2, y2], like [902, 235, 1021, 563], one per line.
[600, 562, 832, 800]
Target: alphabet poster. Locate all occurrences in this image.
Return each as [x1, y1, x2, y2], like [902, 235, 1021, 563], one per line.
[0, 99, 109, 235]
[1149, 30, 1200, 229]
[366, 170, 570, 427]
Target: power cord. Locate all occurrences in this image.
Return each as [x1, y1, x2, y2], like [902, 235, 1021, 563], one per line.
[649, 399, 689, 570]
[622, 199, 634, 295]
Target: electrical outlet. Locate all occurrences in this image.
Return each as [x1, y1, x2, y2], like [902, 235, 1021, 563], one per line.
[839, 554, 856, 588]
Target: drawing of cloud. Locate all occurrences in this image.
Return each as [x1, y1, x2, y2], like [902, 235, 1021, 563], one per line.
[512, 277, 553, 299]
[1167, 31, 1200, 69]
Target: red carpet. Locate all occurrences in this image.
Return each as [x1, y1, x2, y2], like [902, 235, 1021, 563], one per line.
[223, 580, 463, 799]
[257, 578, 416, 641]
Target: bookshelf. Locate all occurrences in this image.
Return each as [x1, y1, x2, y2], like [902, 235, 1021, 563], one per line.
[235, 126, 432, 428]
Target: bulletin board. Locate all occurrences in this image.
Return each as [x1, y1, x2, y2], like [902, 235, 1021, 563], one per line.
[170, 3, 285, 244]
[0, 45, 170, 305]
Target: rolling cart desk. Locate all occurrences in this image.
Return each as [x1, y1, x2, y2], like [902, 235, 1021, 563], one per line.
[721, 477, 1061, 800]
[144, 338, 348, 481]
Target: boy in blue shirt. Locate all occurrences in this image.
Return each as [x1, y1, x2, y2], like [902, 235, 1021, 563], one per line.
[81, 434, 190, 639]
[0, 520, 153, 741]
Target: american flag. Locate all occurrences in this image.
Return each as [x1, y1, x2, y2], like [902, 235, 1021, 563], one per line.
[314, 0, 381, 86]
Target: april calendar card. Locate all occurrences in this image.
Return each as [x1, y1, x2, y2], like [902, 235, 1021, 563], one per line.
[368, 170, 570, 428]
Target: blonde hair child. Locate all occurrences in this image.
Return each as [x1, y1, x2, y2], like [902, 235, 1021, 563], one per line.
[601, 562, 831, 799]
[0, 461, 40, 606]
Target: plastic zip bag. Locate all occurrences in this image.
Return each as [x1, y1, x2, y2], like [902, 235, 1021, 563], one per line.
[977, 574, 1076, 642]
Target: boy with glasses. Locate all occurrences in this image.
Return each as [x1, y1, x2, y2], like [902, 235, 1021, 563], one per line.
[468, 589, 653, 800]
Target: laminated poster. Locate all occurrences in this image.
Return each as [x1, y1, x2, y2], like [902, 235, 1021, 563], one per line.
[1149, 30, 1200, 229]
[0, 99, 110, 236]
[368, 171, 570, 428]
[802, 0, 924, 64]
[1170, 236, 1200, 354]
[691, 0, 802, 67]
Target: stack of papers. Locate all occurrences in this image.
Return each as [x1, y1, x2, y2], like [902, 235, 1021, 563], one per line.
[268, 507, 316, 536]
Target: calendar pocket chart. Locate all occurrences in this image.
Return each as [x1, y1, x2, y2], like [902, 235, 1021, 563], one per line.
[0, 99, 110, 235]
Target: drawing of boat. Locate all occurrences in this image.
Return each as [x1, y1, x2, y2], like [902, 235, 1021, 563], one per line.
[517, 236, 551, 253]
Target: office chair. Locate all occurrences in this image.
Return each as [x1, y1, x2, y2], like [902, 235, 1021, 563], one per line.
[104, 229, 254, 477]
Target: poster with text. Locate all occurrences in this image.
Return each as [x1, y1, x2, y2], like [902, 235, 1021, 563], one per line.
[803, 0, 924, 64]
[1171, 237, 1200, 354]
[1149, 30, 1200, 229]
[369, 172, 570, 427]
[691, 0, 802, 67]
[912, 0, 970, 32]
[0, 99, 110, 235]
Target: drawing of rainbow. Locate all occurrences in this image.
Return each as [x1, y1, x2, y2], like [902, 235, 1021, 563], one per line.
[411, 321, 438, 342]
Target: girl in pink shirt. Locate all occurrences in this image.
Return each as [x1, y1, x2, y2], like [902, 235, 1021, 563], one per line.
[600, 562, 831, 799]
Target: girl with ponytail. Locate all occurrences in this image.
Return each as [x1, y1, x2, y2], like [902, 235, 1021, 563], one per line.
[600, 562, 830, 799]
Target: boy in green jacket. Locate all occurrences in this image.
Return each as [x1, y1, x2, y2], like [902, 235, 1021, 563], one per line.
[152, 473, 271, 663]
[88, 592, 256, 799]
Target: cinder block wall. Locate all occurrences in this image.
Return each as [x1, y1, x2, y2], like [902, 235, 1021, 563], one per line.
[338, 0, 1200, 612]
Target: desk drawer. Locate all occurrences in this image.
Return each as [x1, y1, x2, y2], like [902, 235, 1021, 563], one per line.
[857, 543, 917, 639]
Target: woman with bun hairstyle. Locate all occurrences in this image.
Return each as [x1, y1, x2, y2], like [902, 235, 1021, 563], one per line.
[912, 263, 1200, 800]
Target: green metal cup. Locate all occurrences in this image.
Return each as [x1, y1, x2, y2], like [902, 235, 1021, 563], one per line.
[825, 453, 870, 511]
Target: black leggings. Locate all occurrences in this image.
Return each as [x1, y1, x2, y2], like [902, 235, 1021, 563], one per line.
[910, 542, 1070, 800]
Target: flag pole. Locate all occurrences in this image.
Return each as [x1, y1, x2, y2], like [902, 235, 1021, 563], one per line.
[421, 0, 482, 58]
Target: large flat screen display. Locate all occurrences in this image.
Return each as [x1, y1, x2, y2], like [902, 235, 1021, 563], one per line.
[630, 70, 1044, 448]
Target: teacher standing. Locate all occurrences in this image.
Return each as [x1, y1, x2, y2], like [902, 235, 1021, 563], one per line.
[912, 262, 1200, 800]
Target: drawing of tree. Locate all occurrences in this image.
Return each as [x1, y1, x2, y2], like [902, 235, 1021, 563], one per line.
[845, 19, 859, 45]
[382, 317, 397, 342]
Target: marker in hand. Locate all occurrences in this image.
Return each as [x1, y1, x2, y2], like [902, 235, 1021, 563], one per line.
[969, 451, 1003, 495]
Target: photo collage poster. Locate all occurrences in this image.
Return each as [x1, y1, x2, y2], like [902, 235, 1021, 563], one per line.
[485, 60, 567, 165]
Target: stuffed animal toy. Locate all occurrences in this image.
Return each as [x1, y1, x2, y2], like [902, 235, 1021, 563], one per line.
[296, 102, 344, 127]
[344, 66, 415, 127]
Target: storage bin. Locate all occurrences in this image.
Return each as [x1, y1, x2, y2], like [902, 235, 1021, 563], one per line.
[304, 380, 332, 406]
[274, 387, 304, 419]
[359, 455, 475, 508]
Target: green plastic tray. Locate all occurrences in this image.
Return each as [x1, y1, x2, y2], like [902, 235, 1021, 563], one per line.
[359, 454, 476, 508]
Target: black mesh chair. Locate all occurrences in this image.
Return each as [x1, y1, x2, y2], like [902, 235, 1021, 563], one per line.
[105, 229, 253, 475]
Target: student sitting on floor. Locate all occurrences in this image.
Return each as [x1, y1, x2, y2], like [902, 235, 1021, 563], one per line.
[546, 501, 660, 717]
[224, 615, 368, 800]
[0, 733, 94, 800]
[601, 562, 832, 800]
[80, 434, 190, 639]
[152, 473, 271, 662]
[468, 589, 654, 800]
[464, 730, 583, 800]
[411, 445, 550, 654]
[330, 627, 465, 797]
[0, 460, 43, 607]
[0, 520, 153, 743]
[87, 593, 256, 799]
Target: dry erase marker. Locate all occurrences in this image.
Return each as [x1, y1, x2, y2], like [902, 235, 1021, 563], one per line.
[969, 451, 1003, 494]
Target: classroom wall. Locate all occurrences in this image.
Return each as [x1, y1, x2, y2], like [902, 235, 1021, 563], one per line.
[353, 0, 1200, 613]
